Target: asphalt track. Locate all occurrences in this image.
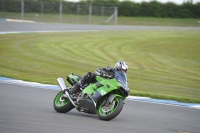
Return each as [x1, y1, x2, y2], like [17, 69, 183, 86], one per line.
[0, 83, 200, 133]
[1, 21, 200, 33]
[0, 21, 200, 133]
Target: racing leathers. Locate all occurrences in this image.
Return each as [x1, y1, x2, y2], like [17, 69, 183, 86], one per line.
[69, 66, 115, 95]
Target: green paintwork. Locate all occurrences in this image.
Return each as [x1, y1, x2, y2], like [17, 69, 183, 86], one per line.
[67, 73, 81, 84]
[83, 76, 119, 95]
[67, 73, 127, 103]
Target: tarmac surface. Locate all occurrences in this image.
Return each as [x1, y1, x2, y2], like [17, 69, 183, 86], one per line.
[0, 83, 200, 133]
[1, 21, 200, 33]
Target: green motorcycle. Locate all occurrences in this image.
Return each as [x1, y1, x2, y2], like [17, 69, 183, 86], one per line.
[53, 71, 129, 121]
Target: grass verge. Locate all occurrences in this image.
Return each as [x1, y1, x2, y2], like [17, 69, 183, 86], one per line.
[0, 30, 200, 103]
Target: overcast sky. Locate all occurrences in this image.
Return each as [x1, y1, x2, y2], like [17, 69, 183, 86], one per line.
[65, 0, 200, 4]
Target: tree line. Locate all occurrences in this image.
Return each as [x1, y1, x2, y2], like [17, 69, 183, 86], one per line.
[0, 0, 200, 18]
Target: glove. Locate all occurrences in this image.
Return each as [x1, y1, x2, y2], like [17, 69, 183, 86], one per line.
[96, 67, 114, 79]
[95, 69, 108, 77]
[95, 69, 101, 76]
[101, 70, 114, 79]
[105, 66, 114, 72]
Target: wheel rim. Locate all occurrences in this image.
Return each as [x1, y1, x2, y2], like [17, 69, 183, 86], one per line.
[99, 97, 120, 116]
[55, 92, 70, 107]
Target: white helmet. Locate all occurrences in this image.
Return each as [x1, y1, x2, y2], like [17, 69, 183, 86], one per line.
[114, 61, 128, 72]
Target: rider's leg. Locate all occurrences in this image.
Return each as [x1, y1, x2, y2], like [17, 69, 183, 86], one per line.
[69, 83, 80, 95]
[69, 72, 96, 95]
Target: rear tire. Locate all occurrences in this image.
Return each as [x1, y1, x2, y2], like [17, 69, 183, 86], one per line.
[97, 97, 123, 121]
[53, 91, 74, 113]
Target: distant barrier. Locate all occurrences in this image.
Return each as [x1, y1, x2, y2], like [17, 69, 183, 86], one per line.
[0, 0, 118, 25]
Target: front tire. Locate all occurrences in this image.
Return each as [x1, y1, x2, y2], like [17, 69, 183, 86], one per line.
[97, 97, 123, 121]
[53, 91, 74, 113]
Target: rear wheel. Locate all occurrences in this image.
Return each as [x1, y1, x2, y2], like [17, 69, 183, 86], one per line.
[97, 97, 123, 121]
[53, 91, 74, 113]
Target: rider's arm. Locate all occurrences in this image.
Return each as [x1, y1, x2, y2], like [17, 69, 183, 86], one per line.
[95, 66, 115, 79]
[102, 66, 115, 72]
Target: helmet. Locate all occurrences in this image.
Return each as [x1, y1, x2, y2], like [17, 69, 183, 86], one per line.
[114, 61, 128, 72]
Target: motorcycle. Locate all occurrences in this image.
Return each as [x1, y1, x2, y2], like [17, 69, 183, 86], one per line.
[53, 70, 129, 121]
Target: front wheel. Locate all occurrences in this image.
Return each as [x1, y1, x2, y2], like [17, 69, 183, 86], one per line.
[97, 97, 123, 121]
[53, 91, 74, 113]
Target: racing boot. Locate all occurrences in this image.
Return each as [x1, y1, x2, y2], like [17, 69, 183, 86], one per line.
[67, 80, 84, 100]
[69, 83, 81, 95]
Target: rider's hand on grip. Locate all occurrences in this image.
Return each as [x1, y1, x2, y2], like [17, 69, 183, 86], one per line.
[95, 69, 101, 76]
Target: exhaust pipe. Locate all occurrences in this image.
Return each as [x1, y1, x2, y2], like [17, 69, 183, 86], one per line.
[57, 77, 78, 107]
[57, 77, 67, 91]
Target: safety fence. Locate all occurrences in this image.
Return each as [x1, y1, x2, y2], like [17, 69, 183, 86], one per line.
[0, 0, 118, 25]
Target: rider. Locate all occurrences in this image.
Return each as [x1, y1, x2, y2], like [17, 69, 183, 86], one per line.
[67, 61, 128, 97]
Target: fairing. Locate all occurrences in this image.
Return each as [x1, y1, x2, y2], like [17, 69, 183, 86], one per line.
[114, 71, 129, 93]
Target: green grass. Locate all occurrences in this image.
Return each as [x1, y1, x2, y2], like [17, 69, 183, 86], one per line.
[0, 30, 200, 103]
[1, 11, 200, 26]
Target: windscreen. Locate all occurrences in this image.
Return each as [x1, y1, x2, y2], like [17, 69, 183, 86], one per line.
[114, 71, 129, 92]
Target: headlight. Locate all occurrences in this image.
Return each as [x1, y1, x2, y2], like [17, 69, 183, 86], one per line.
[118, 80, 129, 94]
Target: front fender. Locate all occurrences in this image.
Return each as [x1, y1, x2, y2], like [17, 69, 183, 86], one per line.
[95, 92, 125, 113]
[109, 93, 126, 102]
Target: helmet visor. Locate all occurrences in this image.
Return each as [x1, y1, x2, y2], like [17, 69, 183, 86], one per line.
[121, 69, 127, 73]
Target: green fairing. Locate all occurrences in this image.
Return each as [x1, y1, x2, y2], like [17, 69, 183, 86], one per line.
[83, 77, 118, 93]
[67, 73, 127, 101]
[68, 74, 80, 83]
[83, 76, 126, 100]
